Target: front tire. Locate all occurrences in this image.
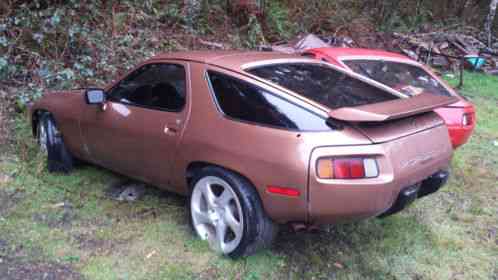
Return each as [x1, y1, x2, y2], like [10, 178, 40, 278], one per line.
[37, 113, 74, 173]
[189, 167, 277, 258]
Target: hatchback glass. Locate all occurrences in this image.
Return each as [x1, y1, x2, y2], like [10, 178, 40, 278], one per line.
[343, 60, 452, 97]
[247, 63, 398, 110]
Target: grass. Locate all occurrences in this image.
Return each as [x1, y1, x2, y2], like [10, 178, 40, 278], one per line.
[0, 72, 497, 279]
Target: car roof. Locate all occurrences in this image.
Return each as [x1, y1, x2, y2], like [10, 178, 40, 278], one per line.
[150, 51, 316, 72]
[147, 50, 410, 113]
[310, 47, 411, 61]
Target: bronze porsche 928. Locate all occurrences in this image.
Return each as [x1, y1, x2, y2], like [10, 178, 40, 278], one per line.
[30, 51, 456, 258]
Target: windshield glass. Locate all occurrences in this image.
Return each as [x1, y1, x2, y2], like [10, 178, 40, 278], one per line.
[247, 63, 398, 110]
[343, 60, 452, 97]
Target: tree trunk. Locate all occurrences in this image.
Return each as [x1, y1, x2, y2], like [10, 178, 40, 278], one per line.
[484, 0, 498, 47]
[184, 0, 202, 32]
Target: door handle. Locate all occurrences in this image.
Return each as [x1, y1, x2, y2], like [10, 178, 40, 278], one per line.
[100, 102, 108, 112]
[164, 125, 178, 135]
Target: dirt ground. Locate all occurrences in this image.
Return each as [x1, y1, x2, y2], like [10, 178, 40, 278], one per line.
[0, 193, 83, 279]
[0, 256, 83, 280]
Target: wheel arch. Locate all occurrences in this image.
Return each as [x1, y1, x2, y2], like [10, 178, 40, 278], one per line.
[186, 161, 253, 187]
[185, 161, 265, 204]
[31, 109, 51, 138]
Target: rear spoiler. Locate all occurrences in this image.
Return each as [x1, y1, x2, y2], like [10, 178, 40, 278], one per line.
[328, 93, 459, 122]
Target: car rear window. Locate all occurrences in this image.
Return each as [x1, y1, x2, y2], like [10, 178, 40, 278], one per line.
[207, 71, 330, 131]
[247, 63, 398, 109]
[343, 60, 452, 97]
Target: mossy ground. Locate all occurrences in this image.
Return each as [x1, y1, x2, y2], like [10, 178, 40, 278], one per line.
[0, 72, 496, 279]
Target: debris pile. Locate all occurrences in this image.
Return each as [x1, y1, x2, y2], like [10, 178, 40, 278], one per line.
[265, 27, 498, 75]
[389, 28, 498, 75]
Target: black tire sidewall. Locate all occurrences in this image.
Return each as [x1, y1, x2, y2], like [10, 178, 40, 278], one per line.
[38, 113, 74, 173]
[43, 115, 57, 150]
[39, 114, 57, 158]
[38, 114, 50, 151]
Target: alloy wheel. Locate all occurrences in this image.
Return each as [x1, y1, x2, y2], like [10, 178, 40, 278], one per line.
[191, 176, 244, 254]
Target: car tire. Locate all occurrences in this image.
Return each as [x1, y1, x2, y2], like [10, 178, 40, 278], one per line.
[37, 113, 74, 173]
[188, 166, 278, 258]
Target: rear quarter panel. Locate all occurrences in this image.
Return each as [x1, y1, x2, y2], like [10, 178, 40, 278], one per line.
[171, 62, 372, 223]
[170, 62, 310, 223]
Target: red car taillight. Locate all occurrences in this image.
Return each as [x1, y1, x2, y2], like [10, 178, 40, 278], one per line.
[462, 112, 474, 126]
[317, 158, 379, 179]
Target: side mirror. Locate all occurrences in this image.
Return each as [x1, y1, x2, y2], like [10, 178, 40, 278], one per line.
[85, 88, 106, 105]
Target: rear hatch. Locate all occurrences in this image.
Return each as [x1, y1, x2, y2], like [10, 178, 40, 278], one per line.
[307, 94, 456, 224]
[328, 93, 458, 143]
[246, 61, 456, 142]
[354, 113, 444, 143]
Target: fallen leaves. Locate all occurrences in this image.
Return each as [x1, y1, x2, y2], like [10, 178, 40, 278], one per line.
[333, 262, 345, 269]
[145, 250, 157, 259]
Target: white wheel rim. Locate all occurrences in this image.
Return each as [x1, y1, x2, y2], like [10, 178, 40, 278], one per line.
[191, 176, 244, 254]
[38, 122, 48, 154]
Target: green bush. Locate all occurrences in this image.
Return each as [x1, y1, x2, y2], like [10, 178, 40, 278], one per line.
[265, 1, 297, 40]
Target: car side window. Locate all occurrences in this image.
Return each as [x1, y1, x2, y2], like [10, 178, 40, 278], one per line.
[108, 63, 186, 111]
[207, 71, 330, 131]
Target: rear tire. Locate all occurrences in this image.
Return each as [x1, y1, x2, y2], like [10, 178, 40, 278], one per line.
[188, 166, 278, 258]
[37, 113, 74, 173]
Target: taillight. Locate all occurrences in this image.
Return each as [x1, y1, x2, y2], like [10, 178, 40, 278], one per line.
[317, 158, 379, 179]
[462, 113, 474, 126]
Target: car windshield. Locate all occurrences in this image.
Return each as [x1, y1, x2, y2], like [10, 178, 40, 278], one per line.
[342, 60, 452, 97]
[247, 63, 399, 110]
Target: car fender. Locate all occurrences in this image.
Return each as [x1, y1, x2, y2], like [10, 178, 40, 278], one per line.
[31, 90, 87, 159]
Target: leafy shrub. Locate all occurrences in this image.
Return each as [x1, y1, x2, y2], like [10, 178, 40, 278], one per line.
[1, 0, 188, 108]
[265, 1, 297, 40]
[0, 0, 493, 111]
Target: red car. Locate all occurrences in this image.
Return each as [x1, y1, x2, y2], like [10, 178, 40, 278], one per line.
[304, 48, 476, 149]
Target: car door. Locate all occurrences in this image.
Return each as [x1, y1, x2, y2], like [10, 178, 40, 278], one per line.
[80, 62, 189, 186]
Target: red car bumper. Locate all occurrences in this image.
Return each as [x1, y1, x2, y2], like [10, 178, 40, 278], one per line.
[435, 103, 476, 149]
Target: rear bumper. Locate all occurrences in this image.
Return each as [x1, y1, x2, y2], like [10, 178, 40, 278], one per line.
[418, 169, 450, 198]
[378, 170, 449, 218]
